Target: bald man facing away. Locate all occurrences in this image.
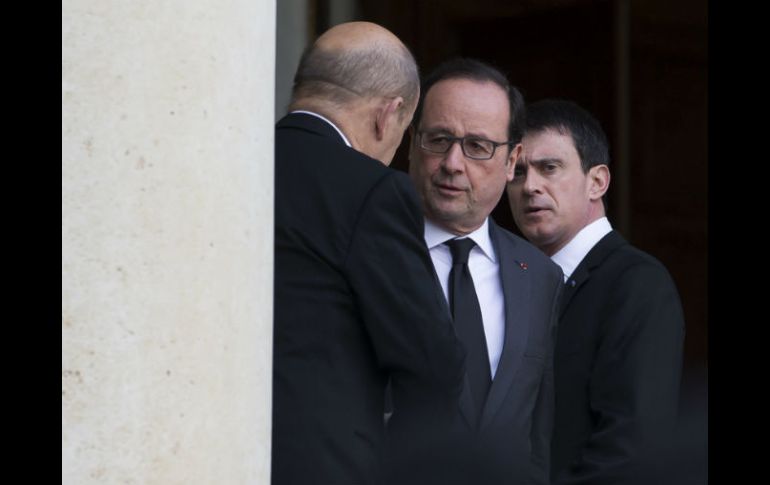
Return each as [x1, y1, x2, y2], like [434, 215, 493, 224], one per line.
[272, 22, 465, 485]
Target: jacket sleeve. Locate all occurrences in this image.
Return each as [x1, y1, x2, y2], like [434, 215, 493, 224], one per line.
[344, 171, 466, 414]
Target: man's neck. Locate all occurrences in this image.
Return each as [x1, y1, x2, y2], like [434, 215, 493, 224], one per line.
[291, 99, 369, 155]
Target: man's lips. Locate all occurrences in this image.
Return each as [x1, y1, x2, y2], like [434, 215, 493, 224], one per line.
[435, 183, 465, 195]
[524, 206, 550, 214]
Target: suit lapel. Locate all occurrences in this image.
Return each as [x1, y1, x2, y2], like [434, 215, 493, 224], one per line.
[479, 221, 531, 430]
[559, 231, 627, 318]
[559, 263, 589, 318]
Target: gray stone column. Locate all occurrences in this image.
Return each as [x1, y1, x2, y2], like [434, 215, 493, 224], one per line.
[275, 0, 308, 120]
[62, 1, 275, 483]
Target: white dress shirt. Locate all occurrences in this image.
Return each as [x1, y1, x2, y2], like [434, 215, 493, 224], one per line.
[290, 110, 352, 147]
[424, 218, 505, 378]
[551, 217, 613, 282]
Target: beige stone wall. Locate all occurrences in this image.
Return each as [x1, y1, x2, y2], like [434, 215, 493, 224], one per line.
[62, 1, 275, 483]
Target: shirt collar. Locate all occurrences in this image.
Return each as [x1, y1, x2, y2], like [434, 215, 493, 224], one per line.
[424, 218, 496, 263]
[290, 110, 352, 147]
[551, 217, 612, 281]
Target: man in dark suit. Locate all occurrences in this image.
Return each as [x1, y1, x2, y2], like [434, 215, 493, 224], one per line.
[507, 99, 686, 484]
[273, 22, 465, 485]
[393, 58, 563, 485]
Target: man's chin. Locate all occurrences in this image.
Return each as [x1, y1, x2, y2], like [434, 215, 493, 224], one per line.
[521, 227, 552, 246]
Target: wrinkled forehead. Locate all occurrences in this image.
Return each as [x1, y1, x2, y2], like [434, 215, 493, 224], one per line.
[420, 79, 510, 139]
[522, 129, 579, 162]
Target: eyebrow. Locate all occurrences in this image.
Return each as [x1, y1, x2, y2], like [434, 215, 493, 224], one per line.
[528, 157, 563, 166]
[422, 126, 498, 141]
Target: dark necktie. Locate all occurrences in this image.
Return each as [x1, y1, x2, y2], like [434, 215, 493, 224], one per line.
[446, 238, 492, 423]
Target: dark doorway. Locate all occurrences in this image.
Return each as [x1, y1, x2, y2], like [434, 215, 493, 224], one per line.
[358, 0, 707, 376]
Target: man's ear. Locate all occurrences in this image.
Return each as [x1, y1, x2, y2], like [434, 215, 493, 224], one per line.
[588, 164, 610, 200]
[374, 96, 403, 141]
[506, 143, 522, 182]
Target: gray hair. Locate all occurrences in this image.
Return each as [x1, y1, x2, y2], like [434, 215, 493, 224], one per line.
[292, 41, 419, 111]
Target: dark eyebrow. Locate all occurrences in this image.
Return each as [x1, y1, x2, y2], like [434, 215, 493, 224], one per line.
[463, 133, 495, 141]
[421, 127, 451, 135]
[421, 127, 499, 142]
[529, 157, 563, 167]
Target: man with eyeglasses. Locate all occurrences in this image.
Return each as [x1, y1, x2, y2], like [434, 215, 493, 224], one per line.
[385, 58, 563, 485]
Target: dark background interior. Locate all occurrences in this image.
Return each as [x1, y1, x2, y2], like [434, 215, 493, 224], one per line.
[309, 0, 707, 399]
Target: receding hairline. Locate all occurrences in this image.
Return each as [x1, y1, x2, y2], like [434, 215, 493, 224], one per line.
[291, 30, 419, 109]
[315, 21, 406, 52]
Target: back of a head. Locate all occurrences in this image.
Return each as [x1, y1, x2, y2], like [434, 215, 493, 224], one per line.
[525, 99, 610, 172]
[413, 58, 525, 146]
[291, 22, 419, 112]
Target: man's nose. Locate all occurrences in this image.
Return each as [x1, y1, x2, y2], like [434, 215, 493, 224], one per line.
[441, 140, 466, 173]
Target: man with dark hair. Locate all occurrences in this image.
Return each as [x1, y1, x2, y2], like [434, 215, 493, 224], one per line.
[390, 57, 563, 485]
[273, 22, 465, 485]
[507, 99, 685, 484]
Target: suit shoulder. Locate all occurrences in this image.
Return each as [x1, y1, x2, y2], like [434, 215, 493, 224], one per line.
[595, 243, 682, 304]
[355, 169, 423, 225]
[605, 243, 676, 282]
[276, 126, 399, 194]
[377, 169, 419, 197]
[493, 224, 563, 280]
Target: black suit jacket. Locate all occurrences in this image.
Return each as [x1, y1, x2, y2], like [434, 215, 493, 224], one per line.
[552, 230, 685, 485]
[272, 113, 465, 485]
[387, 220, 563, 485]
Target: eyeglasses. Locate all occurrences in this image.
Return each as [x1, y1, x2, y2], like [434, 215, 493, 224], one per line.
[417, 131, 512, 160]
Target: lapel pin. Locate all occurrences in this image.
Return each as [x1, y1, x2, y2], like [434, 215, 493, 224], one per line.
[515, 261, 528, 271]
